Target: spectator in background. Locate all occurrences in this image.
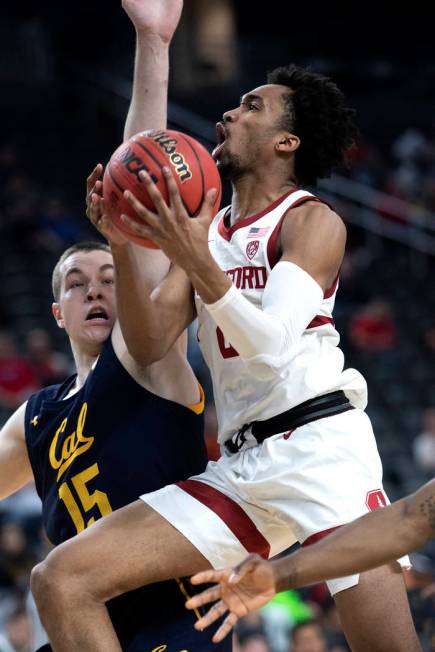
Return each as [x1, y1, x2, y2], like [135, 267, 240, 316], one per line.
[291, 620, 329, 652]
[346, 140, 386, 190]
[348, 298, 397, 353]
[413, 407, 435, 476]
[389, 128, 431, 204]
[0, 520, 36, 595]
[238, 634, 271, 652]
[0, 333, 39, 413]
[25, 329, 71, 388]
[320, 600, 350, 652]
[3, 607, 31, 652]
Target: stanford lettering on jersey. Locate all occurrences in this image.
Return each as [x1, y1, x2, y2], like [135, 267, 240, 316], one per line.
[226, 266, 267, 289]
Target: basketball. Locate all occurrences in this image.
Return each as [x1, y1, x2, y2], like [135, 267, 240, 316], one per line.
[103, 129, 222, 248]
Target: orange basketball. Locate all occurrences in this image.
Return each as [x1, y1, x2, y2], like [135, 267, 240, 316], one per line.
[103, 129, 222, 248]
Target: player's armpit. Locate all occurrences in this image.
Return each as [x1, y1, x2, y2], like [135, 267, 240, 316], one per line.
[280, 202, 346, 292]
[0, 402, 33, 500]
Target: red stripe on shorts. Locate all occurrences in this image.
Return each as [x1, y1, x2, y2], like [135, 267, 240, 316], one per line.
[177, 479, 271, 558]
[302, 525, 342, 547]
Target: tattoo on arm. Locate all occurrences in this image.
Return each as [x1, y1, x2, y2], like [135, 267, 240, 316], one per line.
[277, 557, 298, 593]
[420, 493, 435, 532]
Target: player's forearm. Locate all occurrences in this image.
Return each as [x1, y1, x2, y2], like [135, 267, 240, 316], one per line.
[195, 261, 322, 360]
[111, 243, 166, 363]
[271, 483, 435, 591]
[124, 33, 169, 140]
[188, 256, 232, 306]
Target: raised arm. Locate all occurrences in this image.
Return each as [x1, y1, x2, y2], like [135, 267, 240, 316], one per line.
[186, 480, 435, 641]
[86, 0, 194, 366]
[122, 0, 183, 138]
[0, 403, 33, 501]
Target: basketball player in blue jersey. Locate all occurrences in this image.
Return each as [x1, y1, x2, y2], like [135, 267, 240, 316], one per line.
[29, 4, 421, 652]
[0, 1, 231, 650]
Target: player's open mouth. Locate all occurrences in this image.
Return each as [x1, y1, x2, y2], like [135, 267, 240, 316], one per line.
[85, 307, 109, 322]
[212, 122, 227, 160]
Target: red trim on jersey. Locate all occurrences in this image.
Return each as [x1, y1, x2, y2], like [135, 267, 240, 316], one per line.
[307, 315, 335, 329]
[324, 271, 339, 299]
[302, 525, 342, 547]
[217, 190, 295, 242]
[177, 479, 271, 558]
[266, 196, 323, 268]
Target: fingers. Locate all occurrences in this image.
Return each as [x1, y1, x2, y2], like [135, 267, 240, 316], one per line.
[197, 187, 218, 228]
[162, 167, 186, 218]
[193, 600, 228, 631]
[212, 612, 239, 643]
[230, 554, 261, 583]
[86, 164, 103, 195]
[190, 568, 232, 586]
[137, 170, 169, 216]
[185, 585, 222, 610]
[94, 179, 103, 197]
[123, 190, 159, 229]
[203, 187, 218, 210]
[120, 214, 154, 241]
[88, 193, 104, 225]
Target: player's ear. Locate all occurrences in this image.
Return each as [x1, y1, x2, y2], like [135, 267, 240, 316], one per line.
[52, 303, 65, 329]
[275, 133, 300, 153]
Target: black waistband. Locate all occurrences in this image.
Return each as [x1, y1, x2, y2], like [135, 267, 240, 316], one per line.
[225, 390, 353, 453]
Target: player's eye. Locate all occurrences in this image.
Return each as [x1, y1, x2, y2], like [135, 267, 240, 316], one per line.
[102, 278, 114, 285]
[242, 101, 259, 111]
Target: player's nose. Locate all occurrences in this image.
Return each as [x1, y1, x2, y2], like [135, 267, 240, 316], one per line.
[223, 108, 237, 123]
[86, 284, 103, 301]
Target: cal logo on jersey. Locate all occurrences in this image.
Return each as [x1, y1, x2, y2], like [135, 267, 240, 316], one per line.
[49, 402, 94, 481]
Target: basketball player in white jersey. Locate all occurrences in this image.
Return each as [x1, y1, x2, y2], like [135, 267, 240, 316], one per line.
[30, 58, 421, 651]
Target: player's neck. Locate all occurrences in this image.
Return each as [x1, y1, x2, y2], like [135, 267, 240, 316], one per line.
[230, 175, 297, 225]
[70, 340, 101, 390]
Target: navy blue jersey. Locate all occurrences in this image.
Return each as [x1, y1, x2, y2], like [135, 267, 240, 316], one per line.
[25, 337, 231, 652]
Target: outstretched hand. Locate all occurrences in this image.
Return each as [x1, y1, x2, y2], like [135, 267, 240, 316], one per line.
[121, 167, 218, 271]
[185, 554, 277, 642]
[85, 164, 129, 247]
[122, 0, 183, 42]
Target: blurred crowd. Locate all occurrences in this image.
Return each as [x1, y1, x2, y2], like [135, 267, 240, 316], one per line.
[346, 127, 435, 216]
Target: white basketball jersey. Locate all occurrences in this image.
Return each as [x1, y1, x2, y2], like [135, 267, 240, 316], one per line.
[195, 189, 367, 445]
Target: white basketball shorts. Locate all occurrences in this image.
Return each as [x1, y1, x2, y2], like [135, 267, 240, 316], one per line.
[140, 408, 409, 595]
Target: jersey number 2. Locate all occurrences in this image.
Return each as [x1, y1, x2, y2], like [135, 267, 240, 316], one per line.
[216, 327, 239, 359]
[58, 463, 113, 534]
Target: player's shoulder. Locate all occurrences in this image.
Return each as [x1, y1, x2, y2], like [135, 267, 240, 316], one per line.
[286, 197, 346, 238]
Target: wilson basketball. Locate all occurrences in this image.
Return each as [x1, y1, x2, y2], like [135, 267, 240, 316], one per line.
[103, 129, 222, 248]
